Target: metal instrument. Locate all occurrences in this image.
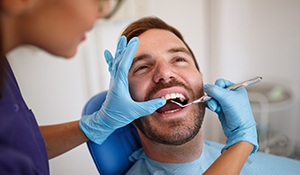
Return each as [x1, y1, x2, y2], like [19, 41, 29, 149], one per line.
[171, 76, 263, 108]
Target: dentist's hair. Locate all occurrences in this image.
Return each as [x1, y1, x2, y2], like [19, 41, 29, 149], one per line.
[121, 16, 199, 70]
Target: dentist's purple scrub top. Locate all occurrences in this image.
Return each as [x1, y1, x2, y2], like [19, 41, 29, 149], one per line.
[0, 58, 49, 175]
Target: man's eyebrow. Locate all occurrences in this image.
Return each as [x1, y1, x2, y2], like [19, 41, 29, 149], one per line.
[132, 54, 152, 66]
[167, 47, 192, 56]
[131, 47, 192, 67]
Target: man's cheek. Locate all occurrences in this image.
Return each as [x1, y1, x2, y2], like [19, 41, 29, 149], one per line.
[129, 84, 143, 101]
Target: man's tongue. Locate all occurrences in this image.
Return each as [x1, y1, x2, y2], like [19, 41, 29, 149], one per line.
[157, 100, 181, 113]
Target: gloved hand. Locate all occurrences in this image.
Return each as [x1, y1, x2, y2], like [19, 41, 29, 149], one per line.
[80, 36, 166, 144]
[204, 78, 258, 154]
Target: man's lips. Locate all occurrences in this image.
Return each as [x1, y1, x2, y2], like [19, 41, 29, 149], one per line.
[81, 34, 86, 41]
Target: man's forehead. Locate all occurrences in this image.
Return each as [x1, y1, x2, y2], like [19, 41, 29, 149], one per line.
[135, 30, 191, 57]
[137, 29, 183, 48]
[132, 28, 197, 67]
[133, 46, 192, 63]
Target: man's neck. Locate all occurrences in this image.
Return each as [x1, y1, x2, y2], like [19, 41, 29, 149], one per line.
[138, 130, 204, 163]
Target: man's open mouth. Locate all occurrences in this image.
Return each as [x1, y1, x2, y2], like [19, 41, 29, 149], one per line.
[157, 93, 188, 114]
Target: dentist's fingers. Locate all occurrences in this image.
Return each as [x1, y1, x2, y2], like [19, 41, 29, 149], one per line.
[118, 37, 139, 75]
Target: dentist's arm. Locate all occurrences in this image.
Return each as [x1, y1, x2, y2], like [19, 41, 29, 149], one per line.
[40, 121, 88, 159]
[203, 141, 253, 175]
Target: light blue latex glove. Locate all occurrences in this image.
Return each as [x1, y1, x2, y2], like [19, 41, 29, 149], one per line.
[204, 78, 258, 154]
[80, 36, 166, 144]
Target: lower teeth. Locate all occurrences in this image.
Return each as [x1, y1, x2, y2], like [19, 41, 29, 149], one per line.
[163, 108, 181, 114]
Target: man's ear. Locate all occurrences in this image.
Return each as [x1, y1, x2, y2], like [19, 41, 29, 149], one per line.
[1, 0, 36, 15]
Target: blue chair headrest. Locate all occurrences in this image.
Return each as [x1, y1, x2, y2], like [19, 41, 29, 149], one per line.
[82, 91, 142, 175]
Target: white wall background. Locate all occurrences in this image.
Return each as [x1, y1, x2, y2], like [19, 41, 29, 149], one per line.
[6, 0, 300, 174]
[209, 0, 300, 157]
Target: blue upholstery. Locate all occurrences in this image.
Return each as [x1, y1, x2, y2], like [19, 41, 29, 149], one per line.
[82, 91, 142, 175]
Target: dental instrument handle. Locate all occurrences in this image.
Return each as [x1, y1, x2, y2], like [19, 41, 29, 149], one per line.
[226, 76, 263, 91]
[196, 76, 263, 103]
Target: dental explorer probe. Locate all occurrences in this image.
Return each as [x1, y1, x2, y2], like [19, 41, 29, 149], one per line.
[171, 76, 263, 108]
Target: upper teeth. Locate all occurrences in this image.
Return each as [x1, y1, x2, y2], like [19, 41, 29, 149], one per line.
[162, 93, 186, 102]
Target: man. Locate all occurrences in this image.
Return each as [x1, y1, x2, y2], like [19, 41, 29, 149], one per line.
[103, 16, 258, 174]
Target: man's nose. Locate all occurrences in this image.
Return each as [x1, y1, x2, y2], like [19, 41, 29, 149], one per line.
[153, 62, 176, 83]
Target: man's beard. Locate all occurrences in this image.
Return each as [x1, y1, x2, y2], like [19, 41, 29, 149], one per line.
[134, 80, 206, 145]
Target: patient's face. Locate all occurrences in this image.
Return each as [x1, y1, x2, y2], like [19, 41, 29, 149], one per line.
[128, 29, 206, 145]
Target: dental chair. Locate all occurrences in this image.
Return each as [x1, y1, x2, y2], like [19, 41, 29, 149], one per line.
[82, 91, 142, 175]
[83, 91, 300, 175]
